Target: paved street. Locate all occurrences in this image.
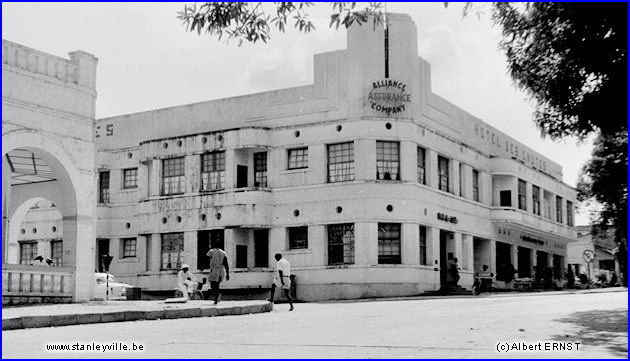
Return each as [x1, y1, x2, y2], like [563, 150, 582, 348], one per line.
[2, 290, 627, 359]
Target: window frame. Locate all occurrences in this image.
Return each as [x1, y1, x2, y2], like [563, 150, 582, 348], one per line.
[417, 147, 426, 185]
[19, 241, 38, 265]
[518, 179, 527, 211]
[556, 196, 563, 224]
[201, 151, 226, 191]
[122, 168, 138, 189]
[288, 226, 308, 250]
[532, 185, 541, 216]
[50, 240, 63, 267]
[472, 169, 480, 202]
[566, 200, 574, 227]
[160, 232, 184, 270]
[254, 152, 268, 187]
[376, 141, 400, 181]
[419, 226, 427, 266]
[378, 223, 401, 264]
[121, 237, 137, 258]
[98, 171, 110, 203]
[437, 156, 450, 192]
[287, 147, 308, 170]
[162, 157, 186, 195]
[327, 142, 355, 183]
[327, 223, 355, 265]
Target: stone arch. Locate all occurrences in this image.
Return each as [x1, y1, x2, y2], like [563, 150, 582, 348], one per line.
[2, 129, 95, 301]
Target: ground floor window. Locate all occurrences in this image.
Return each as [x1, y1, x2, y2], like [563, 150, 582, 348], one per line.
[121, 238, 137, 258]
[378, 223, 401, 264]
[419, 226, 427, 265]
[20, 242, 37, 265]
[161, 233, 184, 270]
[288, 226, 308, 249]
[50, 240, 63, 266]
[328, 223, 355, 265]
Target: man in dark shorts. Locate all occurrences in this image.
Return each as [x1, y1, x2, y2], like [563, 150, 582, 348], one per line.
[206, 241, 229, 304]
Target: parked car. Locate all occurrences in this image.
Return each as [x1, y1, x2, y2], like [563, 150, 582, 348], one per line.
[94, 273, 134, 300]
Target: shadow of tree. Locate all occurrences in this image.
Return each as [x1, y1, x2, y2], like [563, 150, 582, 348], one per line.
[552, 308, 628, 357]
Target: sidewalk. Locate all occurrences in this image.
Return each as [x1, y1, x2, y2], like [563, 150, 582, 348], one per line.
[2, 299, 272, 331]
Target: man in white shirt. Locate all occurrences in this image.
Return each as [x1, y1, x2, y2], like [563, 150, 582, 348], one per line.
[177, 264, 198, 300]
[269, 253, 294, 311]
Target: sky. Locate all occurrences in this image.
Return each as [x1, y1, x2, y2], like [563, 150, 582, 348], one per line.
[2, 2, 595, 224]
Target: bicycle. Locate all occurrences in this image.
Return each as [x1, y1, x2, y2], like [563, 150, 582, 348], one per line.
[174, 279, 205, 300]
[472, 273, 495, 296]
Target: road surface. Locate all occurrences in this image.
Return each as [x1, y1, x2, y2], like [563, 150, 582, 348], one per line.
[2, 290, 627, 358]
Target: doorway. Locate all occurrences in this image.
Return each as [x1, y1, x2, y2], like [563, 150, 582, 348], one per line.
[254, 229, 269, 268]
[237, 165, 248, 188]
[96, 238, 110, 272]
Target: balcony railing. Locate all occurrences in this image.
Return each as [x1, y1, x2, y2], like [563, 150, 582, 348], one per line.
[2, 264, 73, 299]
[490, 207, 575, 240]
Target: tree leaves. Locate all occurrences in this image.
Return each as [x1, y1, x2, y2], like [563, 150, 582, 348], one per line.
[178, 2, 384, 45]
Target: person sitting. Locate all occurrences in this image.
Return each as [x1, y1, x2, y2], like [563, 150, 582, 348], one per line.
[177, 264, 198, 299]
[477, 265, 494, 291]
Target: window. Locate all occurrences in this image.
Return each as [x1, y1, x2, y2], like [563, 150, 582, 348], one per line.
[556, 196, 563, 224]
[236, 245, 248, 268]
[288, 148, 308, 169]
[567, 200, 574, 227]
[419, 226, 427, 265]
[376, 141, 400, 180]
[254, 152, 268, 187]
[161, 233, 184, 270]
[122, 168, 138, 189]
[438, 156, 450, 192]
[19, 242, 37, 265]
[98, 171, 110, 203]
[518, 179, 527, 211]
[328, 223, 355, 265]
[327, 142, 355, 182]
[417, 147, 426, 185]
[532, 185, 541, 216]
[288, 226, 308, 249]
[472, 169, 480, 202]
[162, 157, 185, 195]
[122, 238, 137, 258]
[378, 223, 401, 264]
[201, 152, 225, 190]
[50, 240, 63, 267]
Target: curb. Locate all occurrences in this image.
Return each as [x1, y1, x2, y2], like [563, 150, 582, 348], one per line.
[2, 302, 273, 331]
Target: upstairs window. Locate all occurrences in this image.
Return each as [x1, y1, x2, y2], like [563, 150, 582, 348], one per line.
[288, 148, 308, 169]
[376, 141, 400, 181]
[20, 242, 37, 265]
[556, 196, 563, 224]
[438, 156, 450, 192]
[566, 200, 574, 227]
[162, 157, 185, 195]
[254, 152, 268, 187]
[518, 179, 527, 211]
[532, 185, 541, 216]
[50, 240, 63, 267]
[98, 171, 110, 203]
[472, 169, 480, 202]
[201, 152, 225, 191]
[328, 142, 355, 183]
[417, 147, 426, 185]
[122, 168, 138, 189]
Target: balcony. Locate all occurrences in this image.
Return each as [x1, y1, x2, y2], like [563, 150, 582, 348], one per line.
[490, 207, 575, 241]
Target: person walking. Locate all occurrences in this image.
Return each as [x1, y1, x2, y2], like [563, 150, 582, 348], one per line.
[269, 253, 294, 311]
[206, 242, 229, 304]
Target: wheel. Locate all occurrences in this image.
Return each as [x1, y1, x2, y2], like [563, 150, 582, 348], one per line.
[472, 284, 481, 296]
[190, 290, 204, 300]
[174, 289, 184, 298]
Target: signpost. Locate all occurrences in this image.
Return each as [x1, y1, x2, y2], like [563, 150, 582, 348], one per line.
[583, 250, 595, 283]
[101, 255, 114, 300]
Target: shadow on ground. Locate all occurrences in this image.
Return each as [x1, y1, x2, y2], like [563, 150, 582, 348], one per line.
[552, 308, 628, 358]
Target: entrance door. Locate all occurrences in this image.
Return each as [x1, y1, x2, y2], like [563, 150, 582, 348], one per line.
[500, 191, 512, 207]
[96, 238, 109, 272]
[237, 165, 248, 188]
[254, 229, 269, 268]
[517, 247, 531, 277]
[439, 230, 454, 286]
[197, 230, 210, 270]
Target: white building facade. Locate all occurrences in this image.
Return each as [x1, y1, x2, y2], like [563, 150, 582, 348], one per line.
[6, 14, 576, 302]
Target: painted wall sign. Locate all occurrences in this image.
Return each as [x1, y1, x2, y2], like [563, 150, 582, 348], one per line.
[368, 79, 411, 115]
[437, 212, 458, 224]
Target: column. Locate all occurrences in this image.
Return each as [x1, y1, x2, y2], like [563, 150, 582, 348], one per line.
[148, 234, 162, 272]
[428, 226, 440, 269]
[223, 228, 236, 268]
[148, 159, 161, 197]
[355, 139, 376, 181]
[137, 235, 148, 272]
[3, 156, 11, 263]
[426, 149, 438, 189]
[526, 182, 534, 214]
[310, 144, 327, 184]
[186, 154, 200, 194]
[462, 234, 474, 271]
[355, 222, 377, 265]
[511, 244, 519, 276]
[400, 141, 417, 183]
[184, 231, 198, 270]
[138, 163, 149, 198]
[453, 232, 463, 265]
[401, 223, 419, 265]
[531, 249, 538, 275]
[489, 240, 497, 273]
[460, 164, 472, 199]
[451, 159, 460, 196]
